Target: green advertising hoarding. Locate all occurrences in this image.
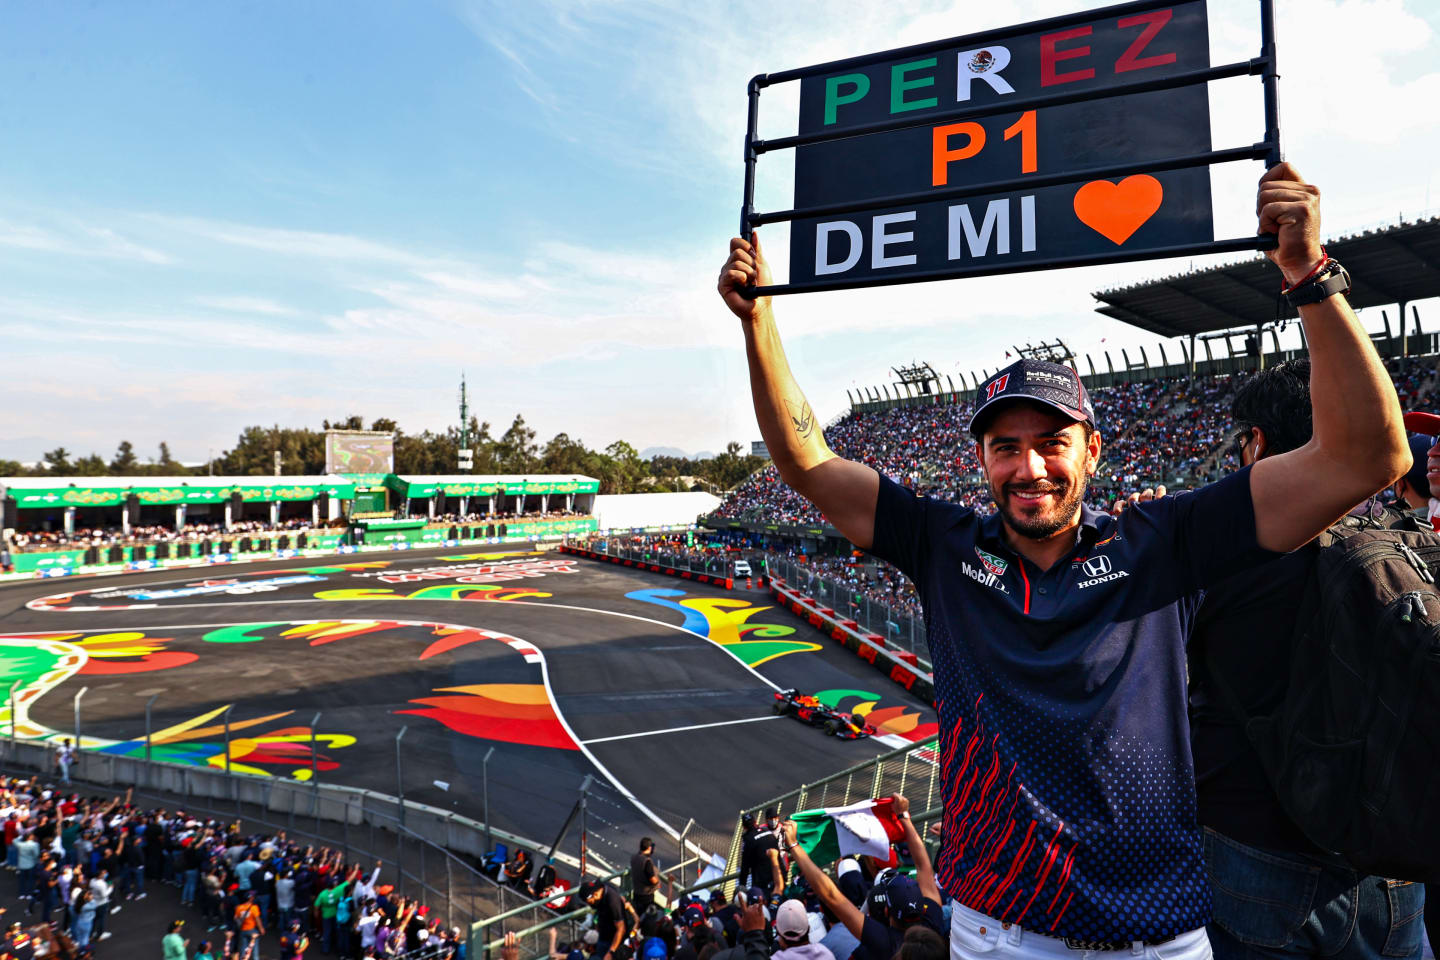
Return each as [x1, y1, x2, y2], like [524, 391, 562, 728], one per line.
[7, 480, 356, 509]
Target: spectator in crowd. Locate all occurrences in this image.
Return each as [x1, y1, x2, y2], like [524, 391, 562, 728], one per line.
[631, 838, 661, 917]
[780, 795, 942, 960]
[771, 899, 833, 960]
[54, 739, 75, 787]
[161, 918, 188, 960]
[505, 849, 535, 894]
[582, 877, 639, 960]
[1189, 359, 1426, 960]
[736, 810, 782, 900]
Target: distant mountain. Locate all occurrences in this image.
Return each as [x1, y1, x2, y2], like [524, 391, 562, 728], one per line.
[641, 446, 691, 460]
[691, 451, 716, 461]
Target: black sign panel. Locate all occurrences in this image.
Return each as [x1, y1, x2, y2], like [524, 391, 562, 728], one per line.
[741, 0, 1281, 295]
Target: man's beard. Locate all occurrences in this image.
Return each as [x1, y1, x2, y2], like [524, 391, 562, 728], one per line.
[990, 474, 1087, 540]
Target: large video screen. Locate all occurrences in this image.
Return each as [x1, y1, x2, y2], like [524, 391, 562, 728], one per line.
[325, 431, 395, 474]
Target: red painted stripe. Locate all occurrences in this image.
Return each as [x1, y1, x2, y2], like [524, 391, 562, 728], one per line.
[960, 774, 1020, 903]
[1012, 822, 1066, 927]
[985, 820, 1037, 914]
[1047, 891, 1075, 932]
[1046, 847, 1077, 914]
[1000, 887, 1027, 924]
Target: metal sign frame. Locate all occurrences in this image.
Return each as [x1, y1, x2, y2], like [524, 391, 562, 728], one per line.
[740, 0, 1281, 297]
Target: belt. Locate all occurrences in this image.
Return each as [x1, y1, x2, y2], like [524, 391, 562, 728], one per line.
[1063, 936, 1176, 951]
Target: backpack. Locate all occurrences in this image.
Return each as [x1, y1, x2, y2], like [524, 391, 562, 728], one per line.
[640, 936, 667, 960]
[1210, 508, 1440, 880]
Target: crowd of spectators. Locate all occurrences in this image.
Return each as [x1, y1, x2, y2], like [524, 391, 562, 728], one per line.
[543, 796, 951, 960]
[0, 766, 466, 958]
[425, 510, 585, 525]
[707, 359, 1440, 629]
[5, 518, 342, 554]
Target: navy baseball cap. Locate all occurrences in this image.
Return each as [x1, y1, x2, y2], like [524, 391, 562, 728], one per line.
[1402, 434, 1433, 498]
[969, 359, 1096, 439]
[882, 875, 925, 922]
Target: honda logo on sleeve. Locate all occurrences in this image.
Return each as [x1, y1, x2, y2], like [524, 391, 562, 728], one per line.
[1077, 554, 1128, 590]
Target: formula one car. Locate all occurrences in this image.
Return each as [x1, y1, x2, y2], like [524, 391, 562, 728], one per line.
[772, 689, 875, 739]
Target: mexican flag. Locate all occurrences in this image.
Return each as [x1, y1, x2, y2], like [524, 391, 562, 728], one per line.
[790, 798, 905, 866]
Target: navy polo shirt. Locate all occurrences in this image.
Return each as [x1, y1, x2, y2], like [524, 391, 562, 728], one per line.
[869, 466, 1277, 941]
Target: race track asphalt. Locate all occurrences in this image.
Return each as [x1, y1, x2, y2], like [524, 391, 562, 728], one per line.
[0, 545, 936, 871]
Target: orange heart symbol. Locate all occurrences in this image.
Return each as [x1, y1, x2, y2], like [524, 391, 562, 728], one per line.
[1072, 175, 1164, 246]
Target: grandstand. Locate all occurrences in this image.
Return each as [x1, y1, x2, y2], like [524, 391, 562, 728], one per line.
[0, 472, 600, 577]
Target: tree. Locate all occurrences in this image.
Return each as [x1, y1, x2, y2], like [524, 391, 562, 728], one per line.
[323, 415, 364, 431]
[0, 459, 23, 477]
[42, 448, 72, 475]
[72, 454, 108, 477]
[109, 440, 139, 474]
[495, 415, 538, 474]
[156, 441, 182, 474]
[369, 418, 398, 433]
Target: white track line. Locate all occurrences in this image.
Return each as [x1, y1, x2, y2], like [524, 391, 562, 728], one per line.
[581, 715, 780, 745]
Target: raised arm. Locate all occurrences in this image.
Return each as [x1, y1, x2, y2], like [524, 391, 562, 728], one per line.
[719, 234, 880, 549]
[1248, 163, 1410, 551]
[891, 795, 939, 905]
[780, 820, 864, 939]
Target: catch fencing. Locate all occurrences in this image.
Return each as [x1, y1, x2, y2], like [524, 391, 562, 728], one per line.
[765, 555, 929, 670]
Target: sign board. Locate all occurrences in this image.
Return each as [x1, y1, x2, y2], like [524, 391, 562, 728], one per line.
[751, 441, 770, 458]
[324, 430, 395, 475]
[741, 0, 1281, 295]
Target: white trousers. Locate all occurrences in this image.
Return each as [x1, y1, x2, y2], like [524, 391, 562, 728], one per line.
[949, 901, 1212, 960]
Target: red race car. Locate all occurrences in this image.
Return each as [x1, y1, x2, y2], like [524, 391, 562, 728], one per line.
[772, 689, 875, 739]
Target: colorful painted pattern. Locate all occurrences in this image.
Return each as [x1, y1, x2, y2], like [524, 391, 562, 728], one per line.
[0, 619, 578, 778]
[812, 689, 939, 743]
[625, 588, 819, 667]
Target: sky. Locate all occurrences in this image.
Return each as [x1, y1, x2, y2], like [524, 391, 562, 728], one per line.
[1, 0, 1438, 464]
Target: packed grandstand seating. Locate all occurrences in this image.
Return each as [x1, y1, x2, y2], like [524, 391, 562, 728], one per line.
[712, 358, 1438, 527]
[0, 772, 468, 957]
[702, 357, 1439, 623]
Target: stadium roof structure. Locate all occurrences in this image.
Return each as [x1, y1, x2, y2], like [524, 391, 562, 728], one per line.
[0, 475, 356, 508]
[1093, 216, 1440, 338]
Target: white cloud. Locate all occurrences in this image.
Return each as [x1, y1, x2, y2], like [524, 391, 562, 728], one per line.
[193, 296, 299, 316]
[0, 219, 173, 264]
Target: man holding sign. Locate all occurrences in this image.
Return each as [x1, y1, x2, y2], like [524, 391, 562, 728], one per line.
[717, 164, 1410, 956]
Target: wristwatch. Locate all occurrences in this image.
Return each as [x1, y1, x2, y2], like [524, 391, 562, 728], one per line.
[1283, 258, 1351, 308]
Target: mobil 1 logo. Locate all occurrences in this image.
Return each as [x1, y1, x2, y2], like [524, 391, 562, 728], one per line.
[788, 1, 1214, 286]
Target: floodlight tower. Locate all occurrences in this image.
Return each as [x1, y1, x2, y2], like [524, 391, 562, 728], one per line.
[1013, 340, 1076, 366]
[891, 361, 941, 396]
[458, 374, 473, 472]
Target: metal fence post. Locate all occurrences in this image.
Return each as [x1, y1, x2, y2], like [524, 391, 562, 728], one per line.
[396, 726, 408, 827]
[73, 686, 88, 748]
[482, 746, 495, 855]
[144, 693, 159, 789]
[221, 705, 234, 777]
[9, 680, 19, 751]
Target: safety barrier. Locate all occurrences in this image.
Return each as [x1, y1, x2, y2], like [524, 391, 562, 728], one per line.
[557, 544, 735, 590]
[769, 577, 934, 703]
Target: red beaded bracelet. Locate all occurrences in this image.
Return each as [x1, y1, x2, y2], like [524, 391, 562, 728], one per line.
[1280, 247, 1329, 294]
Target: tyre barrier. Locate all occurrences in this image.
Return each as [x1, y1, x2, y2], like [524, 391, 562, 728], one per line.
[769, 577, 935, 703]
[557, 544, 735, 590]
